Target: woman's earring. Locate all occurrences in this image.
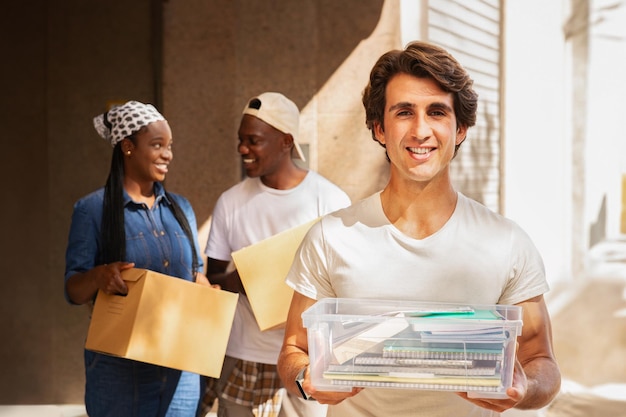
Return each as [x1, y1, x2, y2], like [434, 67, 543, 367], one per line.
[126, 150, 131, 155]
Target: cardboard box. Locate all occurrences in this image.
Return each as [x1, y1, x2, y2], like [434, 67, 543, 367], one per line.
[232, 218, 320, 331]
[85, 268, 238, 378]
[302, 298, 523, 399]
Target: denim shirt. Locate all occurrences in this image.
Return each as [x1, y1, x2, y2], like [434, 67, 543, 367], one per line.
[64, 182, 203, 304]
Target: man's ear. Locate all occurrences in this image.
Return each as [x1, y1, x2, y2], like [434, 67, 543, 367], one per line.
[282, 133, 295, 154]
[456, 125, 468, 146]
[373, 122, 385, 145]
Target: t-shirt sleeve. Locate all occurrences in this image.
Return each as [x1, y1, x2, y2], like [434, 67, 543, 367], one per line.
[499, 223, 550, 305]
[205, 194, 232, 261]
[285, 217, 337, 300]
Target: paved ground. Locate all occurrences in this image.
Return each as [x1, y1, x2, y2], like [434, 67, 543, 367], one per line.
[541, 239, 626, 416]
[550, 276, 626, 385]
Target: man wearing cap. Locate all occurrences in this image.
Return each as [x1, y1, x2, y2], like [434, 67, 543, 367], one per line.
[203, 92, 351, 417]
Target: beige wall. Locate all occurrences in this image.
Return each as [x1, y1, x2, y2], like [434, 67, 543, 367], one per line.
[161, 0, 390, 226]
[0, 0, 387, 404]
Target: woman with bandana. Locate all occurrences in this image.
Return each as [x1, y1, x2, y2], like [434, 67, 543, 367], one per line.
[64, 101, 211, 417]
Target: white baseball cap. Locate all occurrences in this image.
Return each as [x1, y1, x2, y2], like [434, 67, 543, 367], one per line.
[242, 92, 305, 161]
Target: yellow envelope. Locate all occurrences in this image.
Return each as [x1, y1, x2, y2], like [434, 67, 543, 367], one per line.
[232, 218, 320, 331]
[85, 268, 238, 377]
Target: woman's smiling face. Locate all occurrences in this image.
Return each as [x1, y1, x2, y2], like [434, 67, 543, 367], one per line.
[123, 120, 173, 183]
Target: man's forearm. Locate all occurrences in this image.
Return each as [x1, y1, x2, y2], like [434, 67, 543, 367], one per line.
[277, 346, 310, 397]
[517, 358, 561, 409]
[208, 270, 245, 294]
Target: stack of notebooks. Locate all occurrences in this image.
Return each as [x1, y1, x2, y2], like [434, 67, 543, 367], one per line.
[302, 300, 522, 397]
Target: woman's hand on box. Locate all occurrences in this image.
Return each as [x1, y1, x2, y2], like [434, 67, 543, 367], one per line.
[95, 262, 134, 296]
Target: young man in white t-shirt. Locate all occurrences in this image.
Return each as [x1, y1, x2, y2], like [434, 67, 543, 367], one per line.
[277, 42, 561, 417]
[203, 92, 351, 417]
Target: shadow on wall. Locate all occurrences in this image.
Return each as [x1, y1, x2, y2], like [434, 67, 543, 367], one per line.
[301, 0, 400, 202]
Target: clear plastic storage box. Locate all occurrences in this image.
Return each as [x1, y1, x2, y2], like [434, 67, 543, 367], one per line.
[302, 298, 523, 398]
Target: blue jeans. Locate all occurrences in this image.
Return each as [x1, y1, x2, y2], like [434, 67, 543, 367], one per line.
[165, 371, 201, 417]
[84, 350, 186, 417]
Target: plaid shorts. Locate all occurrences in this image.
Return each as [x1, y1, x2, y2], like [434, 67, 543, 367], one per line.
[202, 358, 283, 411]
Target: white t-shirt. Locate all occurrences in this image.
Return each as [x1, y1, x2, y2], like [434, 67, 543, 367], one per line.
[206, 171, 351, 364]
[286, 192, 549, 417]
